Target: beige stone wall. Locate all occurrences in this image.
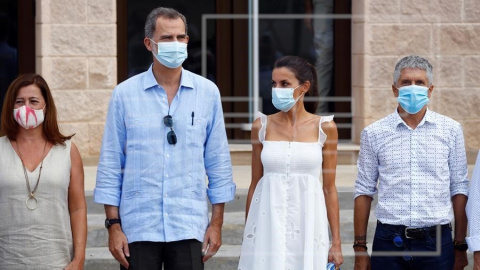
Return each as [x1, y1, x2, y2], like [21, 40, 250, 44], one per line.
[35, 0, 116, 164]
[353, 0, 480, 163]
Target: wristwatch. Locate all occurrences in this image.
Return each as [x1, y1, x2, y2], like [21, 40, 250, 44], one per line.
[453, 240, 468, 251]
[105, 218, 121, 229]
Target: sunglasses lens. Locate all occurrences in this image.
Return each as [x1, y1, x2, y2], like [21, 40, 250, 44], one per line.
[164, 115, 173, 127]
[402, 250, 412, 261]
[167, 130, 177, 145]
[393, 235, 404, 247]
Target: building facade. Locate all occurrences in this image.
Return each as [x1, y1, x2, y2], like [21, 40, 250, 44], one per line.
[352, 0, 480, 163]
[2, 0, 479, 163]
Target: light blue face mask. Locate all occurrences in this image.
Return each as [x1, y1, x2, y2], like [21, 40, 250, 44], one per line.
[396, 85, 430, 114]
[150, 39, 188, 69]
[272, 85, 304, 112]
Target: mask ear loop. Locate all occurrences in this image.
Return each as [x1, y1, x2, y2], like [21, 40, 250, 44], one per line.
[289, 90, 306, 112]
[149, 38, 158, 54]
[41, 104, 46, 118]
[294, 91, 305, 102]
[293, 83, 307, 103]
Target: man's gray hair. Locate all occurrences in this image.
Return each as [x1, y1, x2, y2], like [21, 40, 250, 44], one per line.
[144, 7, 188, 38]
[393, 55, 433, 86]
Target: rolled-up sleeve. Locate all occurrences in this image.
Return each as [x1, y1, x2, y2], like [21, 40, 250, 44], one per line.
[467, 151, 480, 252]
[354, 128, 379, 199]
[449, 124, 469, 197]
[204, 89, 236, 204]
[94, 89, 126, 206]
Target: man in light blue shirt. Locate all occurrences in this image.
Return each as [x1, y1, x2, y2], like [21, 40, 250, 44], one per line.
[94, 7, 235, 270]
[353, 55, 469, 270]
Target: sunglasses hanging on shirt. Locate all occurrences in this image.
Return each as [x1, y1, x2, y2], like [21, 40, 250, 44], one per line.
[163, 115, 177, 145]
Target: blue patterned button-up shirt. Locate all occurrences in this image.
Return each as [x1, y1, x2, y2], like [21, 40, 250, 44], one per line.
[354, 109, 469, 227]
[94, 65, 236, 243]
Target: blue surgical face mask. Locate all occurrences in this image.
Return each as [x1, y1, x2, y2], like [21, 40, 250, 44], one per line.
[150, 39, 188, 69]
[272, 85, 304, 112]
[396, 85, 430, 114]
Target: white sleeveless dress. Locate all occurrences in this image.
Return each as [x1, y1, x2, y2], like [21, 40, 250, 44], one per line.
[238, 113, 334, 270]
[0, 136, 73, 269]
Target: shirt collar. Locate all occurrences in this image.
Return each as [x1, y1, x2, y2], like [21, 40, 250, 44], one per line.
[393, 107, 436, 128]
[143, 64, 194, 91]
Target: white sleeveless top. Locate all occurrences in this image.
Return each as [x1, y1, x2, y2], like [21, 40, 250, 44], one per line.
[239, 113, 334, 270]
[0, 136, 73, 269]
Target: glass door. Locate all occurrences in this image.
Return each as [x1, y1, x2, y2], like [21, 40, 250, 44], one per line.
[252, 0, 352, 140]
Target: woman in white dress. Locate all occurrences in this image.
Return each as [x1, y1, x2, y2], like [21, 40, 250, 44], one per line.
[239, 56, 343, 270]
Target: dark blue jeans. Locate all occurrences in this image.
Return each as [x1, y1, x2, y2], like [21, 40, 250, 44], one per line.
[371, 222, 454, 270]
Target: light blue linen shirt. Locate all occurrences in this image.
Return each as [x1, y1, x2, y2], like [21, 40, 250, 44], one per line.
[466, 151, 480, 252]
[94, 65, 236, 243]
[354, 109, 469, 227]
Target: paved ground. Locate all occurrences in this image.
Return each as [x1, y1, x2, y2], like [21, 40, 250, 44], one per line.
[83, 163, 476, 269]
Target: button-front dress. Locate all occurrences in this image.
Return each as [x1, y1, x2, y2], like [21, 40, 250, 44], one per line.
[238, 113, 334, 270]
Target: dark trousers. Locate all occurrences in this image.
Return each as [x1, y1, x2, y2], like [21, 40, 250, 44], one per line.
[120, 239, 204, 270]
[371, 221, 454, 270]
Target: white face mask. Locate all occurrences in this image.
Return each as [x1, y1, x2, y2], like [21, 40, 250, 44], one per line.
[272, 85, 304, 112]
[150, 39, 188, 69]
[13, 105, 45, 129]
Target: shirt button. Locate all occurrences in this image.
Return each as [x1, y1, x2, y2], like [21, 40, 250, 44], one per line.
[165, 194, 168, 197]
[165, 213, 168, 216]
[165, 174, 169, 178]
[166, 154, 170, 158]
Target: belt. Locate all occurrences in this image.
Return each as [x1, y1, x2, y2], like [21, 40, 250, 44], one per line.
[377, 221, 451, 239]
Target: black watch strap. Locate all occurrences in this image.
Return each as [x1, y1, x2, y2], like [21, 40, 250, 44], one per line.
[453, 240, 468, 251]
[105, 218, 121, 229]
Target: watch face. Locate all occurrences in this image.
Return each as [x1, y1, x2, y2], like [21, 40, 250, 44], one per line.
[105, 218, 120, 228]
[455, 244, 468, 251]
[453, 240, 468, 251]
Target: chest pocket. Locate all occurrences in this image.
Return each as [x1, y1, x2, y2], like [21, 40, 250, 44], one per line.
[125, 118, 150, 148]
[186, 117, 208, 149]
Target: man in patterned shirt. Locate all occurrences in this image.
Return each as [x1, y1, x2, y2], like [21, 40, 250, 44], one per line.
[353, 55, 469, 270]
